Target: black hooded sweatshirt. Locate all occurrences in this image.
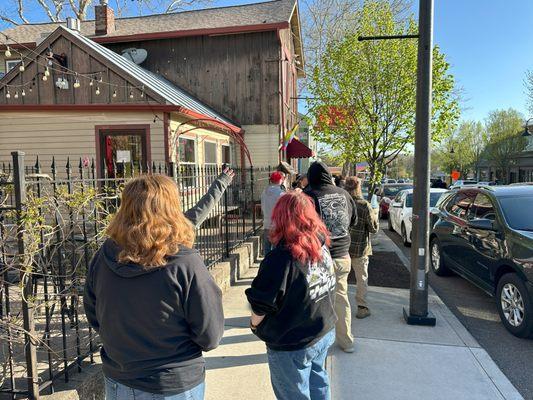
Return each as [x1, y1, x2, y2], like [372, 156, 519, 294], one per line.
[83, 239, 224, 395]
[304, 161, 357, 258]
[246, 243, 337, 351]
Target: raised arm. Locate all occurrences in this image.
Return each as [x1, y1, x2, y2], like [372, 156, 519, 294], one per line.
[184, 167, 235, 228]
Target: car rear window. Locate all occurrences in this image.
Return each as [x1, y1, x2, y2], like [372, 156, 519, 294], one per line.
[499, 196, 533, 231]
[383, 185, 412, 196]
[404, 192, 443, 207]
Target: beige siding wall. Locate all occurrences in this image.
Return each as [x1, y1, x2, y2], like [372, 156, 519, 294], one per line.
[0, 110, 166, 172]
[242, 124, 280, 167]
[0, 50, 31, 75]
[169, 113, 231, 165]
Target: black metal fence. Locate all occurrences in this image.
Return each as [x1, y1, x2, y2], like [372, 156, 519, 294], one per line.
[0, 151, 271, 399]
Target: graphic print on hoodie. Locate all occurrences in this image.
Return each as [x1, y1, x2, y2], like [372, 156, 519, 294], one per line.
[304, 161, 357, 258]
[246, 244, 337, 351]
[318, 193, 350, 239]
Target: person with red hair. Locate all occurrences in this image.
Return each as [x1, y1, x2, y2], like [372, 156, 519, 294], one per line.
[246, 192, 337, 400]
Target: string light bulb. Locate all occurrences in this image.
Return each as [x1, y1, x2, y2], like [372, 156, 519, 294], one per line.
[5, 46, 11, 58]
[14, 91, 18, 99]
[73, 78, 80, 89]
[112, 90, 117, 98]
[89, 79, 94, 86]
[95, 87, 100, 96]
[42, 74, 48, 82]
[44, 67, 50, 77]
[21, 89, 25, 97]
[129, 90, 134, 99]
[18, 61, 25, 72]
[6, 90, 11, 99]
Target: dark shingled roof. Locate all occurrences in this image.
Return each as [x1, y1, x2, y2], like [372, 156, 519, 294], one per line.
[1, 0, 295, 45]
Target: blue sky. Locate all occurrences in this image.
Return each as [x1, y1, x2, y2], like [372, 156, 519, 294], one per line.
[3, 0, 533, 123]
[432, 0, 533, 122]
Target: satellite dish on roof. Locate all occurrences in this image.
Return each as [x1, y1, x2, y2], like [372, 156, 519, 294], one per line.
[121, 48, 148, 65]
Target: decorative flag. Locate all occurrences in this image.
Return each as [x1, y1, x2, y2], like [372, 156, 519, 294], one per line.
[282, 123, 300, 150]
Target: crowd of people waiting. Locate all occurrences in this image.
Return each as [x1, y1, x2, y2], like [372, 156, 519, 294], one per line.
[83, 161, 378, 400]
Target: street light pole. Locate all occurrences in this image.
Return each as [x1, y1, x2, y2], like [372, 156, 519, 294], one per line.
[403, 0, 436, 326]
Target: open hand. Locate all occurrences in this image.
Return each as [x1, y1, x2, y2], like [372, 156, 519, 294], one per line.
[222, 166, 235, 180]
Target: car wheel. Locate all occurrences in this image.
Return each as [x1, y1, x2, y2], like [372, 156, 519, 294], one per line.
[497, 273, 533, 338]
[430, 238, 450, 276]
[388, 216, 394, 232]
[401, 223, 411, 247]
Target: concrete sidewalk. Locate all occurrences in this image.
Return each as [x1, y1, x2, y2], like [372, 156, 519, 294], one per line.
[204, 232, 523, 399]
[204, 267, 275, 400]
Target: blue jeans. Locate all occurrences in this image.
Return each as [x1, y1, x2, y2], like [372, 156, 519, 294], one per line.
[263, 229, 272, 256]
[267, 329, 335, 400]
[104, 377, 205, 400]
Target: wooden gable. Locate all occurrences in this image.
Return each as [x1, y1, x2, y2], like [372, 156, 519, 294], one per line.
[0, 28, 163, 106]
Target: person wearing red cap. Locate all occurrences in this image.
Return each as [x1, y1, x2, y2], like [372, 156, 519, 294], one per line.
[261, 171, 286, 255]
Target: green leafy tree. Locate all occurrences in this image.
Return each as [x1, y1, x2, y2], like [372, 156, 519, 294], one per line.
[308, 0, 459, 192]
[432, 120, 486, 180]
[484, 108, 527, 183]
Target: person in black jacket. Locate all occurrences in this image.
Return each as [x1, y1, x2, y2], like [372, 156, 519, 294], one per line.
[84, 171, 232, 400]
[304, 161, 358, 353]
[246, 191, 336, 400]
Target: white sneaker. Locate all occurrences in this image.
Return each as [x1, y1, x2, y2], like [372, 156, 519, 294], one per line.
[342, 345, 355, 353]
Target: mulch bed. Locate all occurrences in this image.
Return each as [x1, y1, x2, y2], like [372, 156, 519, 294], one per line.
[348, 251, 410, 289]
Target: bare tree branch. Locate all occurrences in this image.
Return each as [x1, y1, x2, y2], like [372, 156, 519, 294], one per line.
[36, 0, 59, 22]
[0, 13, 20, 25]
[17, 0, 29, 24]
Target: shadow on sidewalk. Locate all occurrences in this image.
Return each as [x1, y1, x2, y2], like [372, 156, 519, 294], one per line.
[225, 316, 250, 328]
[206, 353, 267, 370]
[219, 332, 258, 346]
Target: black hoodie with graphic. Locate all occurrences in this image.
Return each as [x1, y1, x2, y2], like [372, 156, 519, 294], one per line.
[83, 239, 224, 395]
[304, 161, 357, 258]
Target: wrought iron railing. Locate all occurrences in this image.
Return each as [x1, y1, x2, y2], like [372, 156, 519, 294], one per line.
[0, 151, 271, 399]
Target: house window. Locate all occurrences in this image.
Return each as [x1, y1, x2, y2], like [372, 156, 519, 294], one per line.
[222, 144, 231, 165]
[178, 137, 196, 164]
[204, 141, 217, 165]
[5, 60, 20, 72]
[98, 127, 149, 178]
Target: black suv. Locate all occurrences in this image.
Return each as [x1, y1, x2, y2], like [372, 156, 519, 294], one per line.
[430, 186, 533, 338]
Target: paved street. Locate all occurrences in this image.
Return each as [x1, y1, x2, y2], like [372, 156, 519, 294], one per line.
[383, 221, 533, 399]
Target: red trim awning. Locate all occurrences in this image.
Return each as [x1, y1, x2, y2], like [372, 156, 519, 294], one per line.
[286, 138, 313, 159]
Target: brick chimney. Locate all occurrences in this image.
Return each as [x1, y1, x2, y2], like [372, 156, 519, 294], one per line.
[95, 0, 115, 36]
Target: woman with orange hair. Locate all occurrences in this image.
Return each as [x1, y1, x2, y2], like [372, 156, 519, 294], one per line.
[84, 172, 231, 400]
[246, 192, 337, 400]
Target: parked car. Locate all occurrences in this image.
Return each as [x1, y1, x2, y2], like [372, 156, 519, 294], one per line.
[397, 179, 406, 183]
[376, 183, 413, 218]
[388, 188, 447, 246]
[386, 179, 397, 184]
[449, 179, 478, 190]
[429, 186, 533, 338]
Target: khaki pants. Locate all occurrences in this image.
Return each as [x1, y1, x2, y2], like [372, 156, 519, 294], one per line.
[352, 256, 369, 308]
[333, 256, 354, 349]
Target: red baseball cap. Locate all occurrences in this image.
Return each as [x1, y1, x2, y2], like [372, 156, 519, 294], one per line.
[270, 171, 285, 184]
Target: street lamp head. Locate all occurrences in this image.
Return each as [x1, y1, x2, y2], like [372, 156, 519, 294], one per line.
[523, 118, 533, 137]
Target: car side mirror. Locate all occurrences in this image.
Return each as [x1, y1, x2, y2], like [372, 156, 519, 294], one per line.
[468, 218, 496, 231]
[430, 207, 441, 216]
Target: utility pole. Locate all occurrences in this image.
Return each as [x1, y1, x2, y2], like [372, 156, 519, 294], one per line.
[359, 0, 436, 326]
[403, 0, 436, 325]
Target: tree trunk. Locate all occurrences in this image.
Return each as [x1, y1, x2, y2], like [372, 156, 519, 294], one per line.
[342, 161, 354, 177]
